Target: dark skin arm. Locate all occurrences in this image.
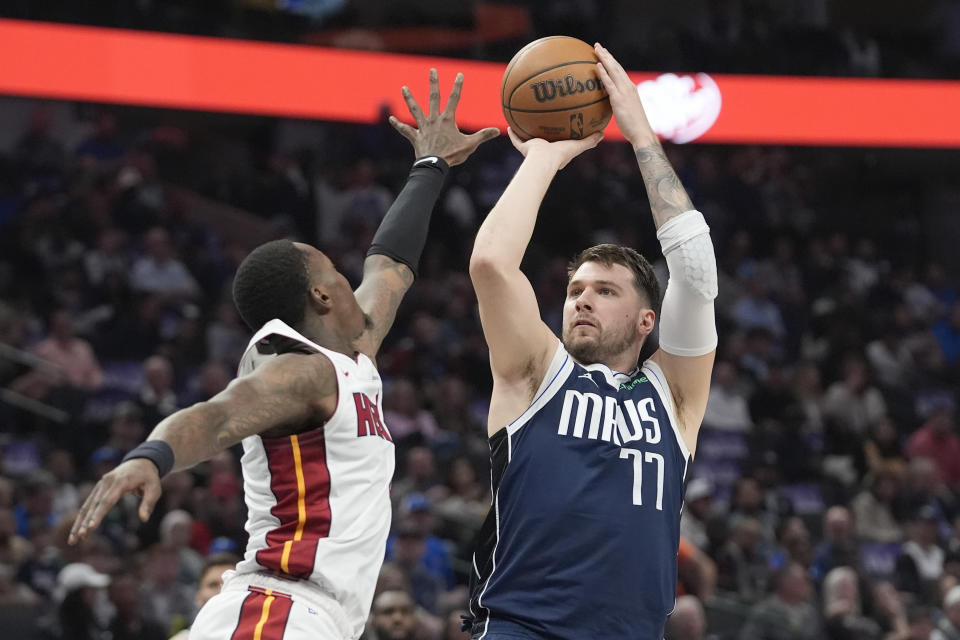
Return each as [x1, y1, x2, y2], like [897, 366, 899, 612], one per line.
[353, 69, 499, 359]
[69, 352, 336, 544]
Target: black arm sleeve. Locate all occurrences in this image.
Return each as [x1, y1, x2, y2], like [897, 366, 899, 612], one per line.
[366, 155, 450, 279]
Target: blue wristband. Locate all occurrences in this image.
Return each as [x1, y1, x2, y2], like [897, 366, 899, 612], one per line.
[121, 440, 174, 477]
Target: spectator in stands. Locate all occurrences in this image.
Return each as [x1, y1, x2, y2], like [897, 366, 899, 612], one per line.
[907, 393, 960, 487]
[41, 562, 112, 640]
[681, 478, 715, 553]
[0, 505, 32, 570]
[851, 469, 905, 543]
[136, 355, 179, 426]
[728, 476, 777, 544]
[106, 572, 166, 640]
[389, 517, 446, 616]
[770, 516, 813, 571]
[823, 356, 887, 435]
[158, 509, 204, 586]
[365, 589, 419, 640]
[732, 274, 786, 341]
[822, 566, 883, 639]
[392, 447, 443, 508]
[812, 506, 859, 583]
[863, 418, 908, 478]
[902, 457, 958, 540]
[717, 517, 769, 604]
[204, 301, 247, 368]
[665, 594, 707, 640]
[130, 227, 200, 300]
[0, 562, 39, 605]
[790, 361, 825, 433]
[432, 457, 488, 547]
[103, 402, 147, 455]
[169, 552, 241, 640]
[677, 537, 718, 600]
[383, 378, 441, 444]
[738, 563, 821, 640]
[139, 543, 194, 635]
[933, 584, 960, 640]
[703, 360, 753, 432]
[13, 469, 58, 538]
[46, 450, 79, 521]
[896, 505, 945, 604]
[13, 309, 104, 402]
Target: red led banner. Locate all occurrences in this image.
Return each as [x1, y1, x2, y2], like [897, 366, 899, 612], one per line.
[1, 19, 959, 148]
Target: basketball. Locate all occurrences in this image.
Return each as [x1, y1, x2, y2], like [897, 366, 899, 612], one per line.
[501, 36, 612, 142]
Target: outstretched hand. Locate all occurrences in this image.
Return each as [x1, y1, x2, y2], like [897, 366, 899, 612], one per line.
[593, 43, 655, 148]
[507, 127, 603, 170]
[390, 69, 500, 167]
[68, 458, 162, 545]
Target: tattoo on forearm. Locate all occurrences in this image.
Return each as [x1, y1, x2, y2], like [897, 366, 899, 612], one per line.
[362, 255, 414, 346]
[634, 143, 695, 226]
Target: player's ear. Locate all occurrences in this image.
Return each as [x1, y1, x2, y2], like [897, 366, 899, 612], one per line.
[309, 284, 334, 316]
[636, 307, 655, 337]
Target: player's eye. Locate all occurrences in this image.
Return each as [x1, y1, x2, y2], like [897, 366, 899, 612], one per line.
[600, 288, 613, 295]
[568, 288, 582, 297]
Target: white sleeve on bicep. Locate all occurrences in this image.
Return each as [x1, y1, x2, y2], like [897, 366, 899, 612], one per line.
[656, 210, 718, 357]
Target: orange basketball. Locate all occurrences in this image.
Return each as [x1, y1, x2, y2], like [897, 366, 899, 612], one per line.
[501, 36, 612, 142]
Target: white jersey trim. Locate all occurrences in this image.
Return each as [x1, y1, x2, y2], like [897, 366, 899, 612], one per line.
[641, 359, 692, 463]
[505, 340, 572, 437]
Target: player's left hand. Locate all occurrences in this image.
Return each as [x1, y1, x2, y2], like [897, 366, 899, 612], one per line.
[593, 43, 656, 148]
[68, 458, 162, 545]
[390, 69, 500, 167]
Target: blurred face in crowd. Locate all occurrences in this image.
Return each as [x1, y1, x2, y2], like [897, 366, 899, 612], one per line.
[562, 262, 652, 367]
[196, 563, 233, 608]
[779, 564, 812, 604]
[108, 574, 141, 618]
[371, 590, 416, 640]
[405, 447, 435, 482]
[824, 507, 853, 542]
[734, 478, 762, 513]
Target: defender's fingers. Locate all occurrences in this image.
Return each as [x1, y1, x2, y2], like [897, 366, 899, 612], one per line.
[70, 481, 107, 544]
[428, 68, 441, 117]
[466, 127, 501, 146]
[139, 479, 162, 522]
[401, 86, 426, 126]
[389, 116, 417, 142]
[444, 72, 465, 116]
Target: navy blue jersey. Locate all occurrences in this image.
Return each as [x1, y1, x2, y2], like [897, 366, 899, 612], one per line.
[468, 343, 691, 640]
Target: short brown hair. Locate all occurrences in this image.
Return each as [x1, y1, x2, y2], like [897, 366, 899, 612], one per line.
[567, 244, 660, 313]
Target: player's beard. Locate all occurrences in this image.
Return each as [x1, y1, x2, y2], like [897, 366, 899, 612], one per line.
[562, 321, 635, 366]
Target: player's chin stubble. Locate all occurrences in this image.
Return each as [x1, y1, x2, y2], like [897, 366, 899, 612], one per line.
[562, 326, 635, 366]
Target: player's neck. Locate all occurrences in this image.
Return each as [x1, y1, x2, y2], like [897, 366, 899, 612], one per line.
[300, 317, 356, 358]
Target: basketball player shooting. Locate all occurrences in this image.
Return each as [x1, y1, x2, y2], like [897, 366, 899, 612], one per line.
[465, 44, 717, 639]
[68, 70, 499, 640]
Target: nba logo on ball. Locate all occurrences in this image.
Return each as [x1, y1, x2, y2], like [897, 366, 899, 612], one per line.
[501, 36, 612, 141]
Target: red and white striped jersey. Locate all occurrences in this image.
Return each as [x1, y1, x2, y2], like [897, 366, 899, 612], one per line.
[233, 319, 394, 638]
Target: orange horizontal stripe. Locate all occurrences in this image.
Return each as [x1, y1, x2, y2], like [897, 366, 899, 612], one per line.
[2, 19, 959, 148]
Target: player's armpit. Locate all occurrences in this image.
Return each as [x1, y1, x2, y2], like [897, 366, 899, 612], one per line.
[353, 254, 415, 359]
[153, 352, 338, 471]
[649, 349, 715, 455]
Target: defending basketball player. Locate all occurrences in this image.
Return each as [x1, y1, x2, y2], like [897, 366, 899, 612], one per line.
[466, 44, 717, 639]
[68, 70, 499, 640]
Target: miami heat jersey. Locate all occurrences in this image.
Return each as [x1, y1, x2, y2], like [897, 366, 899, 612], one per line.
[234, 319, 394, 638]
[468, 342, 691, 640]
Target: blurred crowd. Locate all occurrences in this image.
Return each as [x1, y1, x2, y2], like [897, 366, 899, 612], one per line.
[3, 0, 960, 79]
[0, 7, 959, 639]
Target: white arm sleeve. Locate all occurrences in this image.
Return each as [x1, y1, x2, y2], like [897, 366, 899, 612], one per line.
[656, 210, 718, 357]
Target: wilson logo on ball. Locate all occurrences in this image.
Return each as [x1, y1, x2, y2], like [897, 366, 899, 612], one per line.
[529, 75, 605, 103]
